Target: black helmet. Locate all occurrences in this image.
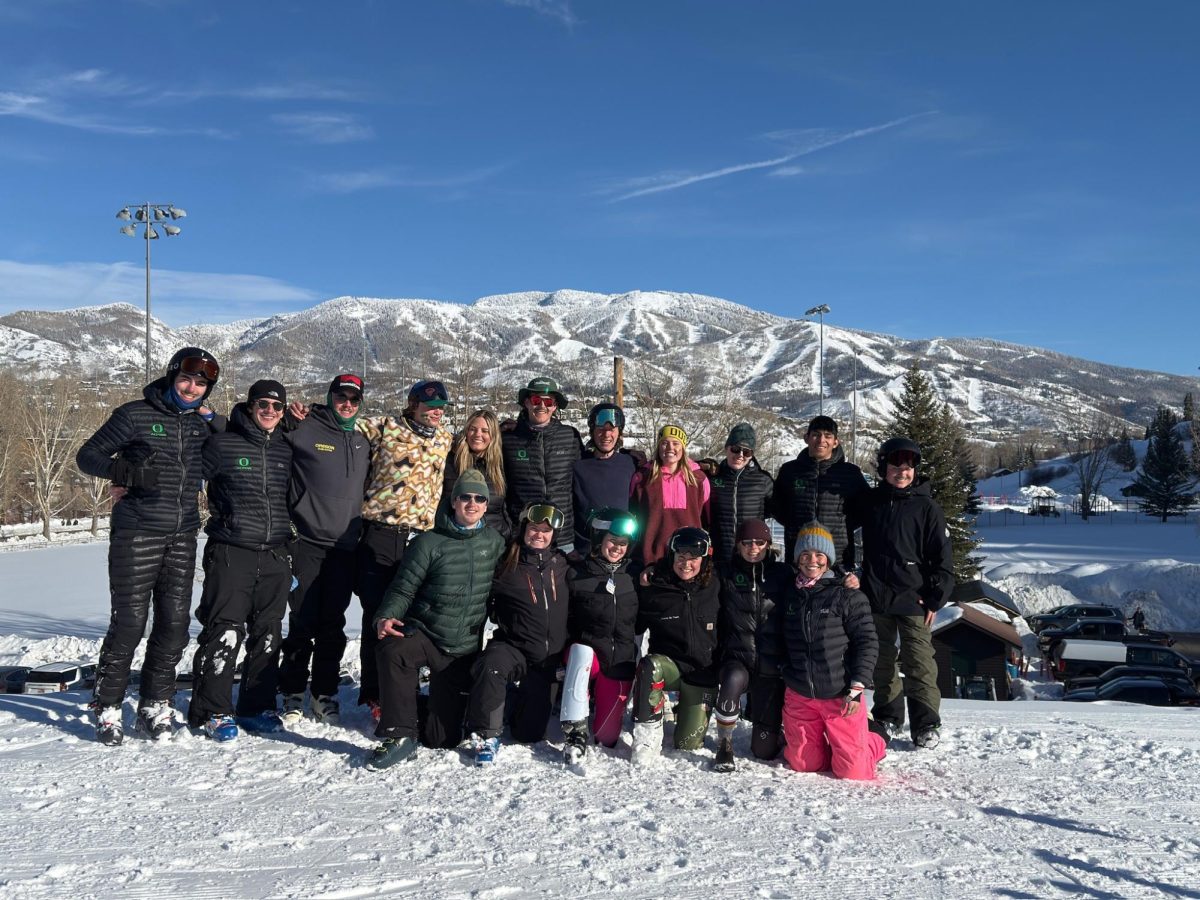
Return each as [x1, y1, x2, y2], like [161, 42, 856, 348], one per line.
[588, 402, 625, 432]
[876, 437, 921, 476]
[668, 526, 712, 558]
[587, 507, 638, 547]
[165, 347, 219, 399]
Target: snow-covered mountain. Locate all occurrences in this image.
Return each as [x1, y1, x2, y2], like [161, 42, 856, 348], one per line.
[0, 290, 1190, 439]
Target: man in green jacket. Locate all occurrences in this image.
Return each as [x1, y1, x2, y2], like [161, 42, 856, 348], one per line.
[367, 469, 505, 769]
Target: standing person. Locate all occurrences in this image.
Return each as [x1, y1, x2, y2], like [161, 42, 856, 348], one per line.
[502, 376, 582, 552]
[464, 502, 571, 765]
[856, 437, 954, 749]
[278, 374, 371, 727]
[441, 409, 510, 540]
[355, 379, 454, 717]
[711, 518, 791, 773]
[630, 527, 721, 765]
[708, 423, 774, 566]
[76, 346, 221, 745]
[188, 380, 293, 741]
[365, 470, 505, 770]
[761, 522, 888, 781]
[773, 415, 868, 572]
[560, 507, 640, 766]
[571, 403, 643, 549]
[1132, 605, 1147, 632]
[630, 425, 710, 568]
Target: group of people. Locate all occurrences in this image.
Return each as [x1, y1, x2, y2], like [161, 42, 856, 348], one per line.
[77, 346, 954, 782]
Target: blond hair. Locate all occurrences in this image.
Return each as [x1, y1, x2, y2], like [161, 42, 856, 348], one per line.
[451, 410, 506, 497]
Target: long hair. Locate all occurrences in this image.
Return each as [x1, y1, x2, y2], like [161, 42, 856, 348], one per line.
[653, 553, 713, 588]
[451, 409, 506, 497]
[497, 519, 557, 575]
[647, 450, 698, 488]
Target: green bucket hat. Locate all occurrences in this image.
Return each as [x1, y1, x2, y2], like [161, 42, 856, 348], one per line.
[517, 376, 568, 410]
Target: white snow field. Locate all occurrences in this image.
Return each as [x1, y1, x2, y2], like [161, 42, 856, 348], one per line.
[2, 522, 1199, 899]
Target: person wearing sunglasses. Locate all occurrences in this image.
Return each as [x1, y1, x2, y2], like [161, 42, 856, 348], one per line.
[711, 518, 792, 773]
[501, 376, 582, 553]
[76, 346, 223, 746]
[631, 424, 710, 568]
[707, 423, 775, 566]
[630, 526, 721, 765]
[854, 436, 953, 750]
[441, 409, 511, 540]
[276, 374, 370, 728]
[571, 403, 644, 550]
[560, 507, 641, 766]
[773, 415, 868, 575]
[459, 501, 571, 765]
[366, 469, 505, 769]
[187, 380, 294, 741]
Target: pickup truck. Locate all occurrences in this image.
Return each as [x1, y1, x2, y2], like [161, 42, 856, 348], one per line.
[1038, 620, 1174, 656]
[1052, 640, 1196, 684]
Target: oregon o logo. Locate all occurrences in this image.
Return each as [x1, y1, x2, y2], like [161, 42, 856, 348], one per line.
[151, 423, 165, 434]
[238, 457, 250, 468]
[517, 449, 528, 460]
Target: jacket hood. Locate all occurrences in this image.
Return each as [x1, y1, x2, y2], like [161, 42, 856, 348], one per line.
[796, 444, 846, 472]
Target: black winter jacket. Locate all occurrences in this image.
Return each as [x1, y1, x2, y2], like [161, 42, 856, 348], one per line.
[502, 415, 582, 549]
[202, 405, 293, 550]
[761, 574, 878, 700]
[636, 567, 721, 684]
[489, 545, 572, 665]
[567, 556, 640, 681]
[854, 477, 954, 616]
[285, 405, 371, 550]
[708, 459, 774, 565]
[717, 555, 792, 671]
[76, 378, 216, 536]
[773, 447, 868, 568]
[441, 453, 511, 541]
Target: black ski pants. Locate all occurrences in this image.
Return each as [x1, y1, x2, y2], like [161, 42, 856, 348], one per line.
[187, 542, 291, 726]
[375, 627, 476, 747]
[93, 530, 197, 708]
[715, 660, 785, 759]
[279, 539, 355, 698]
[355, 522, 415, 706]
[466, 641, 560, 743]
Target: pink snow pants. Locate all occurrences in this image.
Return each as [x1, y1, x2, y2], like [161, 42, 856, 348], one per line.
[781, 688, 887, 781]
[560, 644, 631, 747]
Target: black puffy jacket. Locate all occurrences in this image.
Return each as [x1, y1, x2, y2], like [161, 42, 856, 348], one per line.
[488, 545, 572, 665]
[76, 378, 216, 536]
[773, 446, 868, 568]
[567, 556, 640, 681]
[855, 477, 955, 617]
[636, 567, 721, 683]
[717, 555, 792, 671]
[502, 415, 582, 549]
[441, 453, 511, 541]
[286, 405, 371, 550]
[203, 404, 293, 550]
[761, 574, 878, 700]
[707, 459, 774, 564]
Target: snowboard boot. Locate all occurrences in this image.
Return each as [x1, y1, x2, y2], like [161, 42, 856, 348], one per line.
[562, 719, 589, 767]
[367, 736, 418, 770]
[280, 693, 305, 727]
[630, 720, 663, 767]
[913, 725, 941, 750]
[202, 714, 239, 743]
[93, 704, 124, 747]
[311, 695, 341, 726]
[135, 701, 176, 741]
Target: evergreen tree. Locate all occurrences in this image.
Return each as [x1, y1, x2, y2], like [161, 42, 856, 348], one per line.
[1132, 406, 1195, 522]
[1111, 427, 1137, 471]
[887, 363, 983, 580]
[1184, 392, 1195, 423]
[1192, 417, 1200, 476]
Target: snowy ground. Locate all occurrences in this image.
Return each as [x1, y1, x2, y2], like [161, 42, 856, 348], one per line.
[2, 524, 1200, 898]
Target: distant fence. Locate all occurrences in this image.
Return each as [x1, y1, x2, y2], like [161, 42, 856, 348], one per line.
[975, 506, 1200, 527]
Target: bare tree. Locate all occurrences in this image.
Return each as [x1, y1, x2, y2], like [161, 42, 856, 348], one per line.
[1067, 415, 1120, 520]
[20, 378, 90, 540]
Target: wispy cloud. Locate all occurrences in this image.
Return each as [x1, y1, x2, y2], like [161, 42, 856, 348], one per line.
[501, 0, 579, 28]
[0, 90, 169, 136]
[271, 112, 374, 144]
[305, 164, 509, 195]
[0, 260, 319, 321]
[153, 81, 366, 104]
[607, 112, 937, 202]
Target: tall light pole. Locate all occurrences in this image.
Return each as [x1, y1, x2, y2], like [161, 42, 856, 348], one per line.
[116, 202, 187, 382]
[851, 348, 859, 465]
[805, 303, 831, 415]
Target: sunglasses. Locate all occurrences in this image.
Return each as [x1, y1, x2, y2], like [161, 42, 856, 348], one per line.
[887, 451, 918, 468]
[457, 493, 488, 504]
[739, 539, 769, 547]
[332, 392, 361, 407]
[254, 399, 284, 412]
[728, 445, 754, 458]
[179, 356, 220, 382]
[527, 395, 556, 408]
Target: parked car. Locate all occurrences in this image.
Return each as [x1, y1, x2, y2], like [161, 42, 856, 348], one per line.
[1053, 639, 1196, 684]
[1065, 675, 1200, 707]
[0, 665, 31, 694]
[1038, 620, 1126, 654]
[22, 662, 97, 695]
[1028, 604, 1123, 634]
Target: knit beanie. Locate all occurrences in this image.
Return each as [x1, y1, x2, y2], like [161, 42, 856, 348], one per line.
[794, 521, 836, 565]
[248, 379, 287, 405]
[451, 468, 490, 501]
[726, 422, 757, 450]
[658, 424, 688, 447]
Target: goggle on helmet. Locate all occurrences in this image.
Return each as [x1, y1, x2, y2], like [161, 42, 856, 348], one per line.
[668, 526, 712, 558]
[520, 502, 565, 531]
[587, 507, 638, 541]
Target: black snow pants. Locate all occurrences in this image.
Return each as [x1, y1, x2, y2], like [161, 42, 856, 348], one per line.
[714, 660, 785, 760]
[375, 627, 478, 747]
[187, 542, 291, 726]
[278, 539, 355, 698]
[466, 641, 560, 743]
[93, 530, 197, 708]
[355, 522, 415, 706]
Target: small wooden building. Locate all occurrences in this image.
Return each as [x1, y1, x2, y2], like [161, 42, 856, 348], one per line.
[931, 602, 1023, 701]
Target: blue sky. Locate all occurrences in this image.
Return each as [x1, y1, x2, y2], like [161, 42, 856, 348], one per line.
[0, 1, 1197, 375]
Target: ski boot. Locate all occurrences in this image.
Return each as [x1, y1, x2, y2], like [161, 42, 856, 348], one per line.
[280, 693, 305, 728]
[913, 725, 941, 750]
[135, 701, 176, 741]
[93, 703, 124, 747]
[471, 732, 501, 766]
[237, 710, 284, 735]
[711, 737, 736, 773]
[367, 736, 418, 770]
[312, 694, 340, 726]
[202, 714, 239, 743]
[562, 719, 589, 767]
[630, 720, 663, 767]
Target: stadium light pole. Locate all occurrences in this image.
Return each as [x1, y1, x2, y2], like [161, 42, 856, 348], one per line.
[805, 304, 831, 414]
[116, 202, 187, 382]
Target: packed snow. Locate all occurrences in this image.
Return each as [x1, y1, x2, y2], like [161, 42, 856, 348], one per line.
[1, 518, 1199, 898]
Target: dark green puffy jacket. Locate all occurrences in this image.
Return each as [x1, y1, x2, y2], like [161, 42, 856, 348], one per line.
[376, 514, 505, 656]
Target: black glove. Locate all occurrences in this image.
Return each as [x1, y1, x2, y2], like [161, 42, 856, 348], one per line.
[110, 459, 160, 490]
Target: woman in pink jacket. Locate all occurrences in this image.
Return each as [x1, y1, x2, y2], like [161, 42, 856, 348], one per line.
[630, 424, 710, 568]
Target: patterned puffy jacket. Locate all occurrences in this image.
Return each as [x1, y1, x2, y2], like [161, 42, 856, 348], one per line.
[357, 415, 453, 531]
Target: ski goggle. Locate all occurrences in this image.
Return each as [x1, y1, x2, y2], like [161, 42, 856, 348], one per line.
[178, 356, 219, 383]
[593, 408, 621, 428]
[669, 527, 711, 559]
[887, 450, 919, 468]
[589, 510, 638, 540]
[522, 503, 564, 530]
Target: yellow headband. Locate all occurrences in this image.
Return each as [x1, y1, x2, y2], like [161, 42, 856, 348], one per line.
[659, 425, 688, 447]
